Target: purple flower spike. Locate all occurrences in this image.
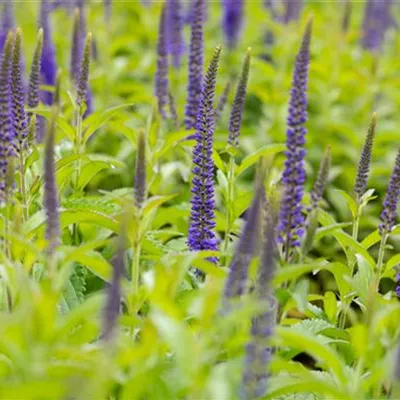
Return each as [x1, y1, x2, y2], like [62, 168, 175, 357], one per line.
[362, 0, 393, 52]
[222, 183, 264, 309]
[0, 32, 14, 199]
[188, 46, 222, 263]
[44, 107, 60, 255]
[155, 5, 169, 119]
[395, 272, 400, 297]
[0, 0, 14, 52]
[184, 0, 205, 130]
[228, 48, 251, 147]
[104, 0, 112, 22]
[283, 0, 304, 24]
[278, 19, 312, 261]
[166, 0, 185, 69]
[222, 0, 244, 50]
[39, 0, 57, 105]
[11, 29, 27, 154]
[379, 149, 400, 237]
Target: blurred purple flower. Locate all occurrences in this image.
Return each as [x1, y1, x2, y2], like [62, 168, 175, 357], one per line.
[39, 0, 57, 105]
[155, 5, 169, 119]
[282, 0, 303, 24]
[184, 0, 205, 130]
[166, 0, 185, 69]
[0, 0, 14, 52]
[362, 0, 393, 51]
[278, 20, 312, 260]
[222, 0, 244, 49]
[188, 46, 221, 263]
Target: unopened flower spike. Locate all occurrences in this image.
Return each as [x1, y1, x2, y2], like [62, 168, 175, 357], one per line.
[243, 199, 277, 399]
[11, 28, 27, 154]
[134, 130, 147, 210]
[310, 145, 331, 210]
[354, 113, 377, 202]
[155, 5, 169, 119]
[222, 182, 264, 310]
[222, 0, 244, 49]
[168, 91, 179, 128]
[278, 18, 312, 261]
[44, 106, 60, 256]
[0, 32, 15, 199]
[76, 32, 92, 113]
[27, 29, 43, 113]
[188, 45, 221, 265]
[184, 0, 205, 130]
[214, 80, 231, 124]
[379, 149, 400, 237]
[228, 48, 251, 147]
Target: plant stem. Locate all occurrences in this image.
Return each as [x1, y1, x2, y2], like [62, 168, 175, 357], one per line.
[131, 213, 142, 298]
[19, 150, 27, 222]
[74, 107, 83, 191]
[375, 233, 388, 291]
[349, 204, 362, 277]
[222, 157, 235, 266]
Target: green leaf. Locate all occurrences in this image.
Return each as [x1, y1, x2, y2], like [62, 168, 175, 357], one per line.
[82, 103, 134, 143]
[334, 190, 358, 220]
[235, 143, 285, 176]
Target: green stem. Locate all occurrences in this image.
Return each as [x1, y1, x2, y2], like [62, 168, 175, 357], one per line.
[131, 213, 142, 298]
[74, 108, 83, 191]
[222, 157, 235, 266]
[19, 150, 27, 222]
[376, 233, 388, 291]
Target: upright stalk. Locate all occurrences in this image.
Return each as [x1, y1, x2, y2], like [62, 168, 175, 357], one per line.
[223, 156, 235, 266]
[19, 150, 27, 221]
[376, 233, 388, 291]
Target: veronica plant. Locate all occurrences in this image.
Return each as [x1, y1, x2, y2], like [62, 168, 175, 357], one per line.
[187, 45, 221, 266]
[184, 0, 205, 130]
[278, 19, 312, 262]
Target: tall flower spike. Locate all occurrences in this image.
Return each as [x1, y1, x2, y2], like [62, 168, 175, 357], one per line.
[379, 149, 400, 236]
[243, 199, 277, 400]
[222, 183, 264, 309]
[155, 5, 169, 119]
[70, 8, 82, 84]
[27, 29, 43, 112]
[222, 0, 244, 49]
[278, 19, 312, 260]
[39, 0, 57, 105]
[44, 106, 60, 255]
[283, 0, 304, 24]
[228, 49, 251, 147]
[103, 222, 125, 341]
[104, 0, 112, 22]
[0, 0, 14, 52]
[11, 29, 27, 154]
[134, 130, 147, 210]
[310, 145, 331, 210]
[76, 32, 91, 111]
[354, 113, 377, 201]
[187, 46, 221, 262]
[168, 91, 179, 128]
[0, 32, 14, 199]
[184, 0, 205, 130]
[214, 80, 231, 124]
[166, 0, 185, 69]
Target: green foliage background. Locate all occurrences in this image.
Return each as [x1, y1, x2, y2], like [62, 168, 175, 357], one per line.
[1, 1, 400, 399]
